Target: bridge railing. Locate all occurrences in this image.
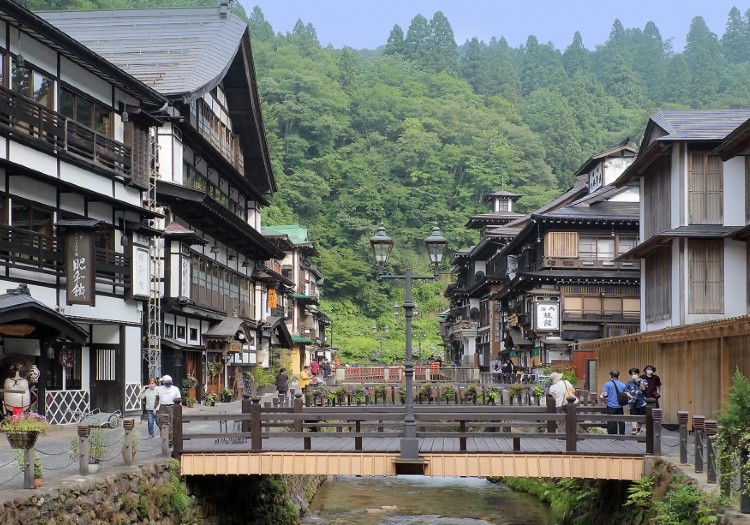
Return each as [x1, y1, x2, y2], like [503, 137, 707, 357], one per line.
[171, 396, 658, 458]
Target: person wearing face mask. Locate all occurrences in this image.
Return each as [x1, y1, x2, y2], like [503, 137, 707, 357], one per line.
[640, 365, 662, 407]
[625, 367, 647, 435]
[156, 375, 181, 444]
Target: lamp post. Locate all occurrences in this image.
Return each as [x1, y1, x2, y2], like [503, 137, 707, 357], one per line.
[371, 325, 388, 364]
[369, 224, 448, 463]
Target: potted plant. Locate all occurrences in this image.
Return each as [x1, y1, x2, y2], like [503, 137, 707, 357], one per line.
[121, 428, 140, 464]
[419, 382, 433, 403]
[509, 384, 525, 404]
[352, 386, 366, 405]
[70, 426, 108, 473]
[220, 387, 234, 403]
[487, 387, 502, 405]
[0, 412, 49, 449]
[398, 386, 406, 404]
[374, 383, 388, 404]
[464, 384, 479, 404]
[15, 450, 43, 487]
[182, 374, 198, 399]
[443, 384, 457, 403]
[183, 395, 197, 408]
[203, 393, 217, 406]
[531, 385, 545, 405]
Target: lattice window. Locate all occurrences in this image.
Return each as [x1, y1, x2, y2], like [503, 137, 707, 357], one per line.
[545, 232, 578, 258]
[645, 247, 671, 322]
[689, 239, 724, 314]
[689, 146, 723, 225]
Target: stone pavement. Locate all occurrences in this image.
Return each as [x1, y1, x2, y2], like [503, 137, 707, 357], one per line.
[0, 399, 246, 495]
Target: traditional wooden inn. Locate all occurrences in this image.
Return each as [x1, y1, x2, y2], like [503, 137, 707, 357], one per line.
[0, 2, 169, 422]
[43, 4, 294, 401]
[582, 110, 750, 424]
[444, 145, 640, 389]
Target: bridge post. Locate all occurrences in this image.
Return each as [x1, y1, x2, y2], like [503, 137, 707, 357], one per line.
[705, 419, 717, 484]
[251, 397, 262, 452]
[565, 397, 577, 452]
[652, 407, 663, 456]
[692, 415, 705, 473]
[459, 420, 467, 451]
[546, 394, 556, 434]
[242, 394, 251, 435]
[172, 402, 183, 459]
[123, 418, 134, 466]
[645, 398, 655, 455]
[677, 411, 689, 464]
[294, 394, 304, 433]
[160, 413, 170, 457]
[77, 425, 90, 476]
[355, 420, 362, 451]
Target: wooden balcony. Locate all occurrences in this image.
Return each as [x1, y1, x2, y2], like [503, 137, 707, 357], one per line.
[533, 256, 640, 271]
[189, 99, 244, 173]
[0, 224, 130, 290]
[0, 85, 131, 179]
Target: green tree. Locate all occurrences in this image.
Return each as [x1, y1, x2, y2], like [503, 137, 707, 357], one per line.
[518, 35, 566, 96]
[248, 6, 274, 41]
[721, 7, 748, 64]
[384, 24, 405, 56]
[562, 31, 589, 77]
[427, 11, 458, 75]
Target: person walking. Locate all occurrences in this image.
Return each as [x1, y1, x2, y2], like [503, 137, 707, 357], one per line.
[155, 375, 181, 444]
[275, 367, 289, 405]
[625, 367, 647, 435]
[600, 370, 627, 435]
[548, 372, 571, 433]
[299, 366, 312, 393]
[310, 360, 320, 377]
[640, 365, 662, 407]
[141, 377, 159, 439]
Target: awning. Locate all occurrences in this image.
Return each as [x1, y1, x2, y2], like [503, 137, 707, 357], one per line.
[292, 335, 314, 344]
[539, 338, 573, 346]
[508, 327, 532, 346]
[202, 316, 248, 341]
[161, 337, 205, 352]
[0, 284, 87, 342]
[263, 316, 293, 348]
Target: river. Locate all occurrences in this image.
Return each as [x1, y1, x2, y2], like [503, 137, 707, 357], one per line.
[300, 476, 557, 525]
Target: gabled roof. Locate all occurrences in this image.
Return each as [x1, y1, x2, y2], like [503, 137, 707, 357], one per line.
[485, 190, 522, 201]
[538, 201, 639, 222]
[617, 109, 750, 186]
[574, 144, 638, 176]
[40, 7, 246, 100]
[262, 225, 311, 246]
[649, 109, 750, 142]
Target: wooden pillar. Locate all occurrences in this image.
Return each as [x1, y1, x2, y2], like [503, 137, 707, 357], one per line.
[545, 394, 556, 434]
[172, 404, 183, 459]
[123, 418, 134, 466]
[705, 419, 717, 484]
[355, 420, 362, 451]
[77, 425, 90, 476]
[565, 397, 577, 453]
[250, 398, 262, 452]
[645, 398, 655, 455]
[678, 411, 689, 464]
[692, 415, 704, 473]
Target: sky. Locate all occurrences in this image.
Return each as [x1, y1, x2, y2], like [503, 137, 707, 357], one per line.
[239, 0, 743, 52]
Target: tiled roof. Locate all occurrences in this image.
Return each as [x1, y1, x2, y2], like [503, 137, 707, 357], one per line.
[262, 225, 310, 246]
[651, 109, 750, 142]
[539, 201, 639, 221]
[40, 7, 247, 99]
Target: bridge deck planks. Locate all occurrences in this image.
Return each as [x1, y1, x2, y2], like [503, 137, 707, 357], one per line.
[181, 435, 644, 456]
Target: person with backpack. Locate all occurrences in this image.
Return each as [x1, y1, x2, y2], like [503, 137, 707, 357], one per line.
[599, 370, 628, 435]
[625, 367, 648, 435]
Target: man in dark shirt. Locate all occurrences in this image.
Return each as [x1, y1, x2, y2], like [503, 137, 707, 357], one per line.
[640, 365, 662, 407]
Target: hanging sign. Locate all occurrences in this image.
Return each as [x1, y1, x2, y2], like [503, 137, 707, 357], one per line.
[66, 230, 95, 306]
[268, 288, 277, 309]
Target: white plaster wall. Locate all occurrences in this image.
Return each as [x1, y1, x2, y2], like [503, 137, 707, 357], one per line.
[723, 239, 746, 316]
[0, 137, 7, 161]
[59, 57, 112, 107]
[59, 192, 85, 214]
[9, 143, 56, 177]
[124, 324, 141, 385]
[671, 145, 683, 228]
[91, 324, 119, 345]
[610, 186, 639, 202]
[113, 183, 143, 208]
[80, 347, 91, 391]
[12, 30, 56, 78]
[62, 295, 141, 325]
[724, 157, 745, 226]
[9, 176, 55, 207]
[59, 163, 112, 195]
[87, 201, 111, 222]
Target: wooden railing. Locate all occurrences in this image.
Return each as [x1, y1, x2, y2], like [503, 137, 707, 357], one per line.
[0, 85, 131, 178]
[171, 397, 657, 456]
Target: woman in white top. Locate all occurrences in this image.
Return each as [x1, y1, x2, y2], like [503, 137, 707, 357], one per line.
[548, 372, 573, 433]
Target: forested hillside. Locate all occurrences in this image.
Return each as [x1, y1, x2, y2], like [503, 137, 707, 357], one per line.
[23, 0, 750, 363]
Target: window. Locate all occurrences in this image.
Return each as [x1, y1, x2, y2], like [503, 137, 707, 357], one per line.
[579, 235, 614, 261]
[189, 328, 198, 342]
[163, 323, 174, 338]
[545, 232, 578, 257]
[12, 61, 53, 109]
[59, 87, 111, 136]
[11, 201, 53, 235]
[644, 159, 670, 239]
[645, 247, 671, 322]
[177, 325, 186, 340]
[688, 146, 723, 224]
[689, 240, 723, 314]
[496, 199, 509, 212]
[617, 236, 638, 257]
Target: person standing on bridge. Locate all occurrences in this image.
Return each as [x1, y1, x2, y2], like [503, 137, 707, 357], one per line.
[299, 366, 312, 393]
[275, 368, 289, 405]
[626, 368, 647, 435]
[600, 370, 627, 435]
[548, 372, 569, 433]
[640, 365, 661, 408]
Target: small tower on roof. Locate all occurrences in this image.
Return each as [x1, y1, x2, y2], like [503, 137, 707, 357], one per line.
[485, 190, 522, 214]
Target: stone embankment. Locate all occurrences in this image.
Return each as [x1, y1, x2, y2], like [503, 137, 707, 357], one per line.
[0, 458, 324, 525]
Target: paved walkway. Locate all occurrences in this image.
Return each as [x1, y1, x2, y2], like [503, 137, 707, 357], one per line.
[0, 399, 245, 494]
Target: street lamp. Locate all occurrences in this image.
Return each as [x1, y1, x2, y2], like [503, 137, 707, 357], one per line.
[371, 325, 388, 363]
[369, 223, 448, 464]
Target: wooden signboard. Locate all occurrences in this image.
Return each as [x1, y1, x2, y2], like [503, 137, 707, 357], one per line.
[66, 230, 95, 306]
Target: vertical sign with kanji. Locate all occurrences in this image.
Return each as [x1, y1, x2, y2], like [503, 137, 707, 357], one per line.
[66, 229, 95, 306]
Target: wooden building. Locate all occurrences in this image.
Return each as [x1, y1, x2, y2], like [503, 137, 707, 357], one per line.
[0, 2, 168, 422]
[581, 110, 750, 423]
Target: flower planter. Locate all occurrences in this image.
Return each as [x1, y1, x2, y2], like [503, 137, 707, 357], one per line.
[33, 478, 42, 488]
[88, 462, 101, 474]
[3, 430, 39, 449]
[121, 450, 137, 464]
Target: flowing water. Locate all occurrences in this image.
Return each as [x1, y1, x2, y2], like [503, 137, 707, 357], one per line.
[300, 476, 557, 525]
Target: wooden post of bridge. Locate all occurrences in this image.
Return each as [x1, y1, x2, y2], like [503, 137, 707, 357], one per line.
[251, 397, 262, 452]
[294, 394, 304, 433]
[242, 394, 251, 435]
[652, 407, 663, 455]
[172, 402, 183, 459]
[355, 420, 362, 451]
[159, 413, 170, 457]
[565, 397, 577, 452]
[546, 394, 556, 434]
[77, 425, 90, 476]
[123, 418, 134, 466]
[692, 415, 705, 473]
[645, 398, 655, 455]
[705, 419, 717, 484]
[678, 411, 689, 464]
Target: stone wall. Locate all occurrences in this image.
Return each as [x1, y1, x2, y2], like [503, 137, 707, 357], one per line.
[0, 459, 325, 525]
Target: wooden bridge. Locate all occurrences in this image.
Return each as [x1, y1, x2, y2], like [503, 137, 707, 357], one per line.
[172, 397, 661, 481]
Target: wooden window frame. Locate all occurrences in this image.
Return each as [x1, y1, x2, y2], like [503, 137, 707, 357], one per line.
[645, 247, 671, 322]
[545, 232, 578, 258]
[688, 239, 724, 314]
[688, 145, 723, 225]
[644, 158, 670, 239]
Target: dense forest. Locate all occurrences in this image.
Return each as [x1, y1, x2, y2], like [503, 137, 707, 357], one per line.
[22, 0, 750, 363]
